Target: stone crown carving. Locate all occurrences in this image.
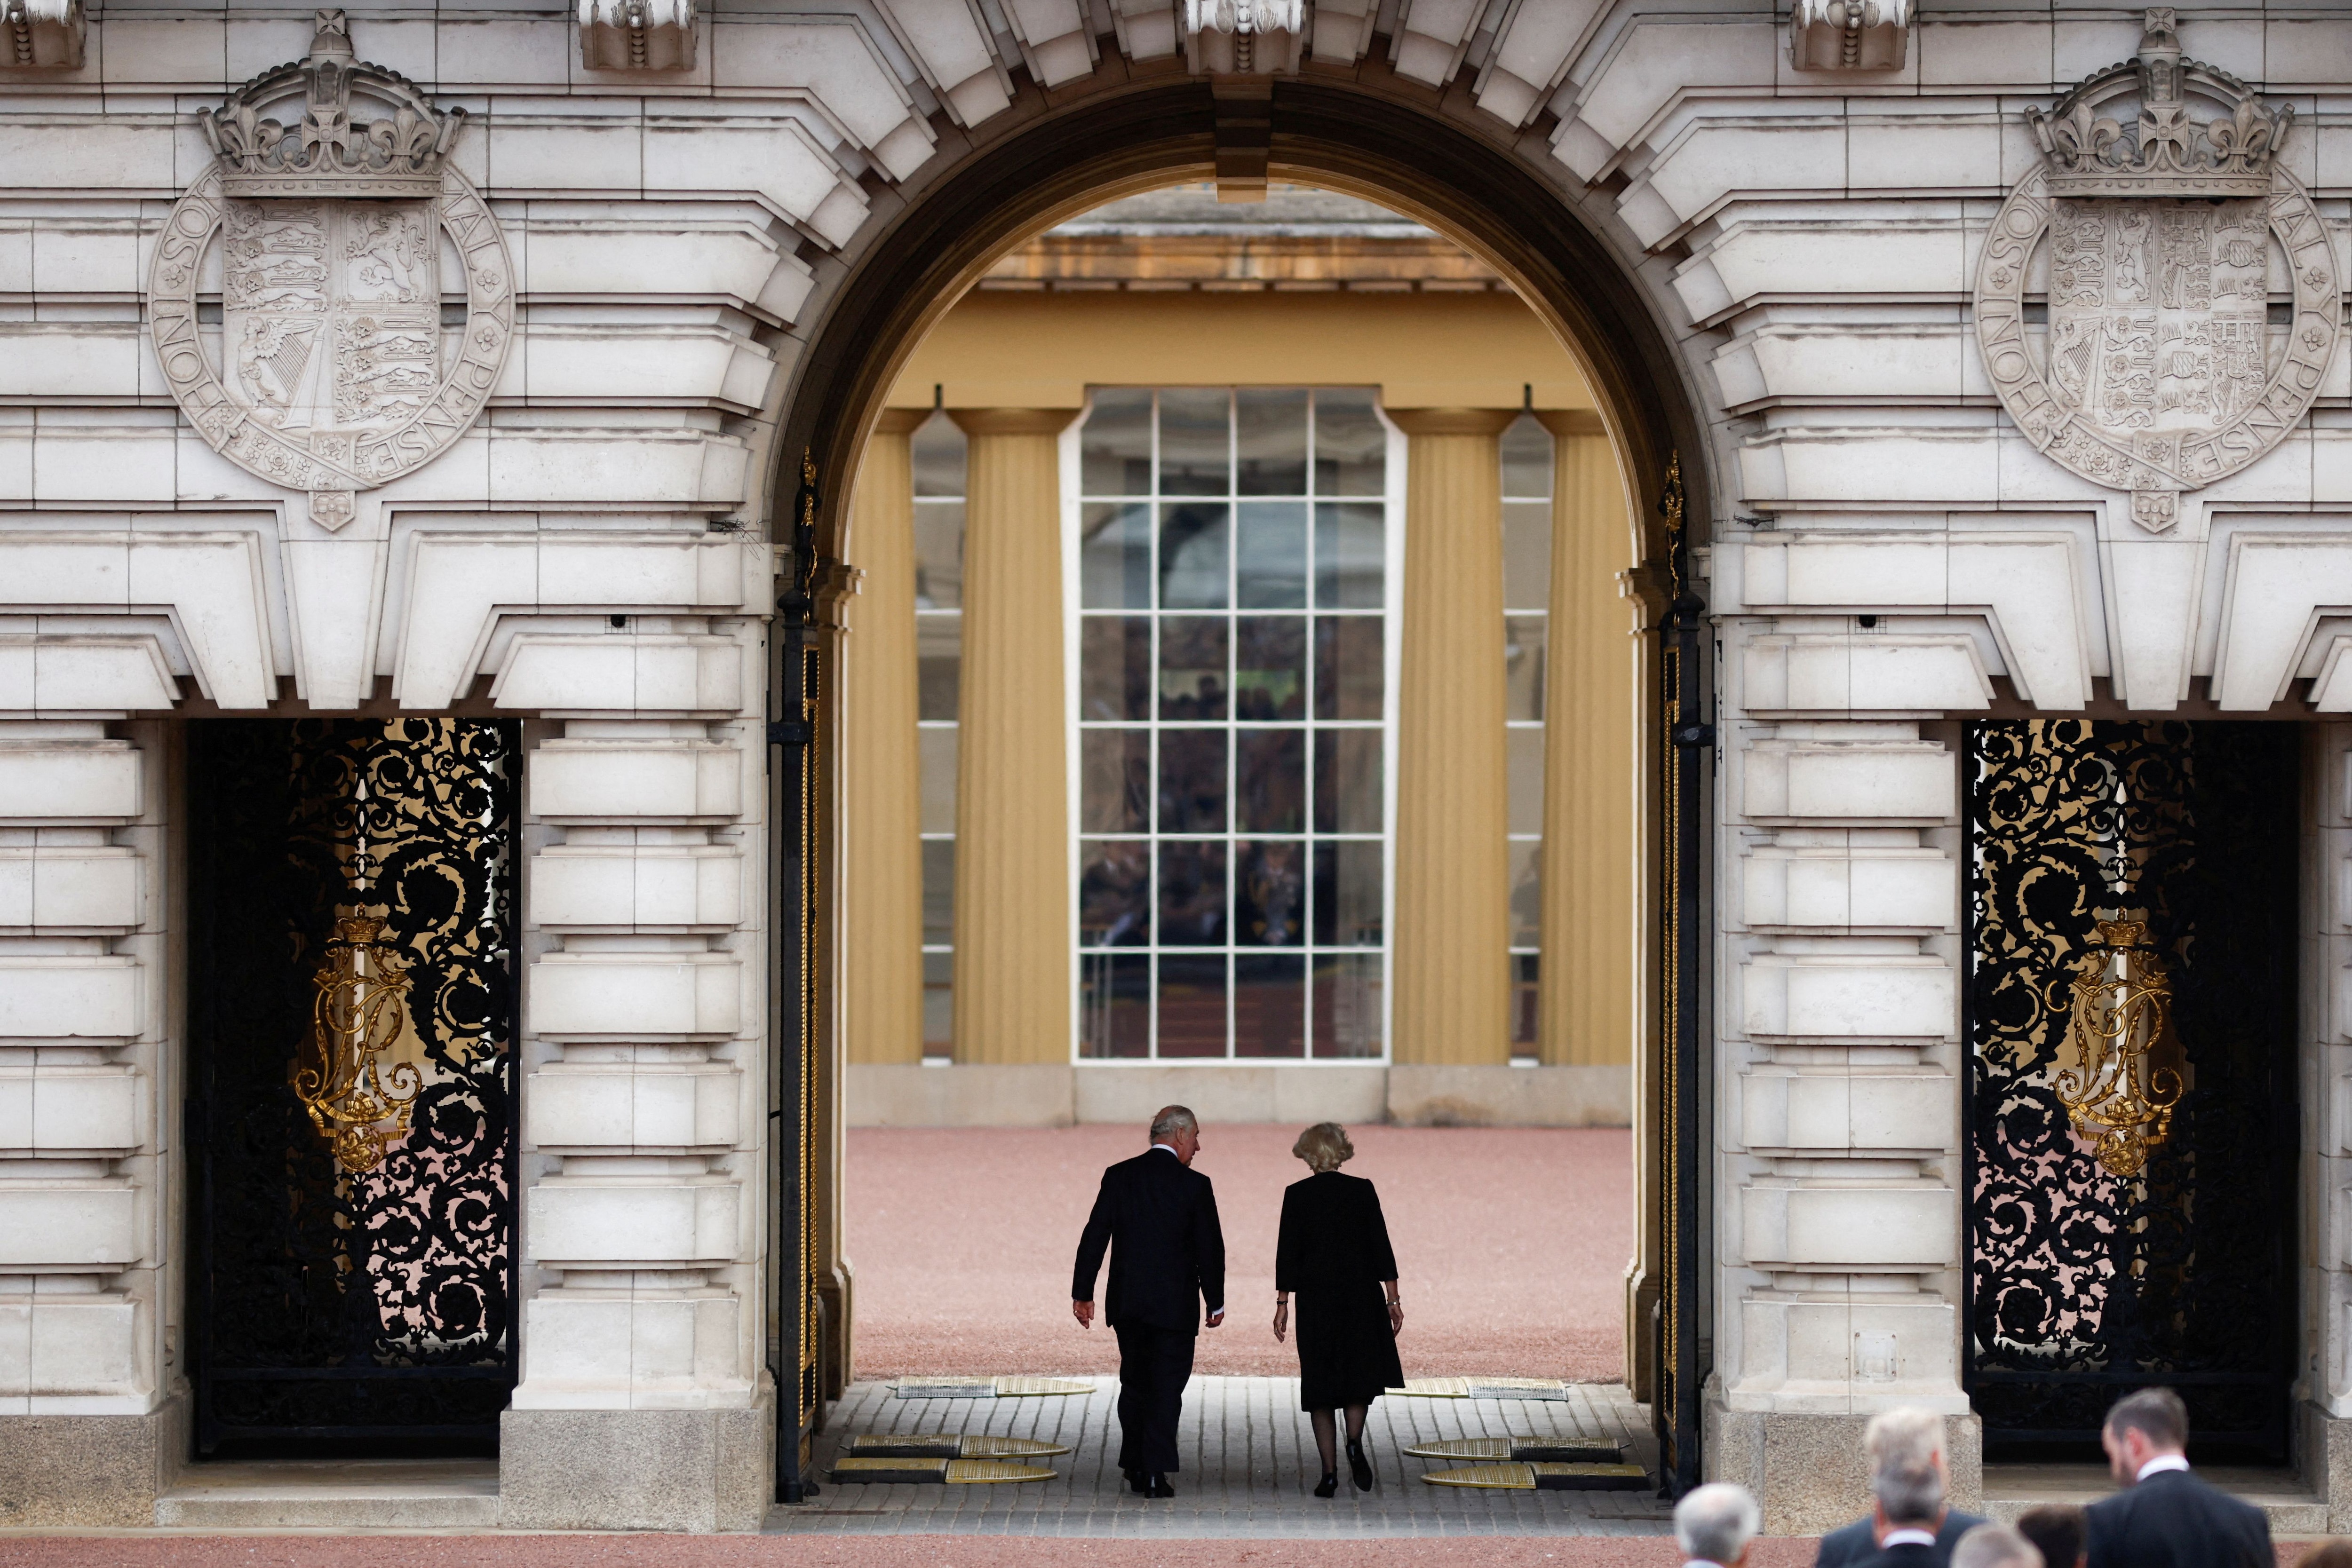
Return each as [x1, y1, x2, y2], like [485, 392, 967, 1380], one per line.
[2029, 8, 2286, 199]
[202, 9, 464, 200]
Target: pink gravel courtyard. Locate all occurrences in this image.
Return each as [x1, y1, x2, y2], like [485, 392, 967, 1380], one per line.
[843, 1123, 1634, 1383]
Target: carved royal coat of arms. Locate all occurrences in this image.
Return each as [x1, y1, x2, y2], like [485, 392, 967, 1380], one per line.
[147, 11, 513, 531]
[1974, 9, 2339, 533]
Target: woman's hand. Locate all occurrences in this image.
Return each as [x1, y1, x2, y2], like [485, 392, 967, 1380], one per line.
[1384, 1283, 1403, 1336]
[1273, 1298, 1289, 1343]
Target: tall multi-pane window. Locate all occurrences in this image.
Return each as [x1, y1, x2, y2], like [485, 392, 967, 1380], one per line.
[911, 412, 965, 1060]
[1074, 388, 1395, 1061]
[1500, 415, 1554, 1059]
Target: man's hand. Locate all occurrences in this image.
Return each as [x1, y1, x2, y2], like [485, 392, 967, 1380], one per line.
[1205, 1308, 1225, 1329]
[1073, 1299, 1093, 1329]
[1273, 1299, 1289, 1343]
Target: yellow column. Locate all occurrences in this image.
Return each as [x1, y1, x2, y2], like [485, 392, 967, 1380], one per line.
[1535, 411, 1641, 1068]
[842, 410, 927, 1066]
[948, 407, 1079, 1064]
[1389, 407, 1516, 1066]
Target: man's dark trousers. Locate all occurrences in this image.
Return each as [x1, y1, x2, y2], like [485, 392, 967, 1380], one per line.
[1113, 1323, 1194, 1474]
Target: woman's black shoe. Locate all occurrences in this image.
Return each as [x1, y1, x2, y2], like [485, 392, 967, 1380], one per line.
[1313, 1471, 1338, 1498]
[1347, 1439, 1374, 1491]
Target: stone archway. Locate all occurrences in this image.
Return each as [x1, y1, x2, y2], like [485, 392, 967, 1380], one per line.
[762, 72, 1718, 1501]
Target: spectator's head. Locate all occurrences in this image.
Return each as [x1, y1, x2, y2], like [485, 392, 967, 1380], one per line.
[1864, 1408, 1951, 1487]
[1673, 1482, 1762, 1568]
[1293, 1122, 1355, 1173]
[1952, 1523, 2045, 1568]
[2015, 1504, 2087, 1568]
[1149, 1105, 1201, 1163]
[2295, 1542, 2352, 1568]
[2101, 1387, 2189, 1485]
[1872, 1458, 1945, 1531]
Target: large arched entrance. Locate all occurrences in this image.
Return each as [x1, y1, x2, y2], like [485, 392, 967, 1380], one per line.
[763, 74, 1718, 1504]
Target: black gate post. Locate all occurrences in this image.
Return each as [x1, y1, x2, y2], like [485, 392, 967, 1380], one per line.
[1655, 454, 1710, 1498]
[770, 449, 824, 1504]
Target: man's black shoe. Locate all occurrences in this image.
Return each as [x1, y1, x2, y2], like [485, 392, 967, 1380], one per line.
[1145, 1473, 1176, 1498]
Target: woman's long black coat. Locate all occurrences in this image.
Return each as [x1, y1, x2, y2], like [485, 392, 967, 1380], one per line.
[1275, 1170, 1404, 1411]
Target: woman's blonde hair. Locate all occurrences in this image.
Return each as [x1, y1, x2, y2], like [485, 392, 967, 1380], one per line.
[1293, 1122, 1354, 1172]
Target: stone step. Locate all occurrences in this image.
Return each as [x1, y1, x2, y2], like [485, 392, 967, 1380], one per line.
[1982, 1463, 2327, 1536]
[154, 1459, 501, 1530]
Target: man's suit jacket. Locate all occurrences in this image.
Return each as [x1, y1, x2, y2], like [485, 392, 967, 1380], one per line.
[1813, 1511, 1986, 1568]
[2084, 1467, 2270, 1568]
[1073, 1147, 1227, 1332]
[1853, 1541, 1940, 1568]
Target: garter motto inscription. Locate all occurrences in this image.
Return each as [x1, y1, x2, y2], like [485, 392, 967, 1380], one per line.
[1974, 9, 2337, 533]
[146, 10, 514, 531]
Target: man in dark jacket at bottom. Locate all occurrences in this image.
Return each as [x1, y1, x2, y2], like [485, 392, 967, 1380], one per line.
[1072, 1104, 1227, 1498]
[2084, 1388, 2270, 1568]
[1815, 1409, 1986, 1568]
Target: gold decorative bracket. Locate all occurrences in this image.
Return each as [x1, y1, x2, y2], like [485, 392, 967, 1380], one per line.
[296, 912, 421, 1173]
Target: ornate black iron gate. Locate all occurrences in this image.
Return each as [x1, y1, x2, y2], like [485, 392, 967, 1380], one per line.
[1963, 720, 2299, 1458]
[1655, 456, 1710, 1496]
[187, 719, 520, 1456]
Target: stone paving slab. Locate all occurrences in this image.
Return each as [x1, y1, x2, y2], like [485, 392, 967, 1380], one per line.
[769, 1378, 1674, 1537]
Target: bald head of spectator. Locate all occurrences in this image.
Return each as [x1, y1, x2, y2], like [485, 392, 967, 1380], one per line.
[1676, 1482, 1763, 1568]
[1953, 1523, 2045, 1568]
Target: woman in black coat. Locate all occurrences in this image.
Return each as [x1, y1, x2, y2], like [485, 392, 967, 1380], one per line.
[1273, 1122, 1404, 1497]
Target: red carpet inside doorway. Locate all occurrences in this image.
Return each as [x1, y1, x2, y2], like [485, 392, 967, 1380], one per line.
[845, 1124, 1633, 1382]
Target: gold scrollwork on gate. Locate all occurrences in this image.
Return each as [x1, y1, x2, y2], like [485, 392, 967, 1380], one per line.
[295, 912, 423, 1173]
[2053, 917, 2185, 1179]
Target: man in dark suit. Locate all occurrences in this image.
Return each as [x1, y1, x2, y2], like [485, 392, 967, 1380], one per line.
[1072, 1104, 1226, 1499]
[1850, 1458, 1947, 1568]
[2084, 1387, 2271, 1568]
[1815, 1409, 1986, 1568]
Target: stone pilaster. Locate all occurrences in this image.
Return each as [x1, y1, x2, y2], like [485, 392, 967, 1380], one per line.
[946, 408, 1079, 1067]
[842, 410, 927, 1068]
[1533, 411, 1639, 1069]
[506, 706, 769, 1531]
[0, 718, 179, 1525]
[1388, 407, 1516, 1067]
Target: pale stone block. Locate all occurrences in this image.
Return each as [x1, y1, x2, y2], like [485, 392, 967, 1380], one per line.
[1918, 20, 2053, 86]
[1576, 18, 1777, 149]
[0, 744, 142, 822]
[1727, 325, 1964, 408]
[0, 329, 142, 400]
[1734, 1294, 1960, 1406]
[30, 223, 141, 298]
[526, 742, 742, 821]
[706, 18, 933, 178]
[493, 635, 742, 715]
[0, 1069, 139, 1153]
[488, 117, 644, 194]
[0, 637, 178, 716]
[0, 121, 177, 195]
[1742, 634, 1990, 715]
[1692, 221, 1967, 325]
[1742, 955, 1954, 1040]
[437, 17, 569, 85]
[518, 1289, 741, 1395]
[1847, 115, 2001, 191]
[499, 1405, 770, 1531]
[33, 429, 174, 505]
[526, 1065, 739, 1149]
[530, 954, 741, 1037]
[517, 220, 815, 323]
[1642, 120, 1845, 240]
[848, 1064, 1076, 1127]
[1742, 743, 1955, 823]
[519, 325, 773, 409]
[526, 1180, 740, 1265]
[1741, 1070, 1953, 1151]
[0, 958, 141, 1040]
[27, 1296, 138, 1400]
[2213, 534, 2352, 711]
[1478, 0, 1599, 127]
[642, 118, 865, 244]
[0, 1186, 138, 1269]
[1741, 847, 1954, 930]
[530, 847, 741, 930]
[1741, 1183, 1955, 1267]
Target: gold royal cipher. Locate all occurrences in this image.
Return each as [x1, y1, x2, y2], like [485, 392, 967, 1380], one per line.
[2053, 918, 2186, 1179]
[296, 913, 422, 1173]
